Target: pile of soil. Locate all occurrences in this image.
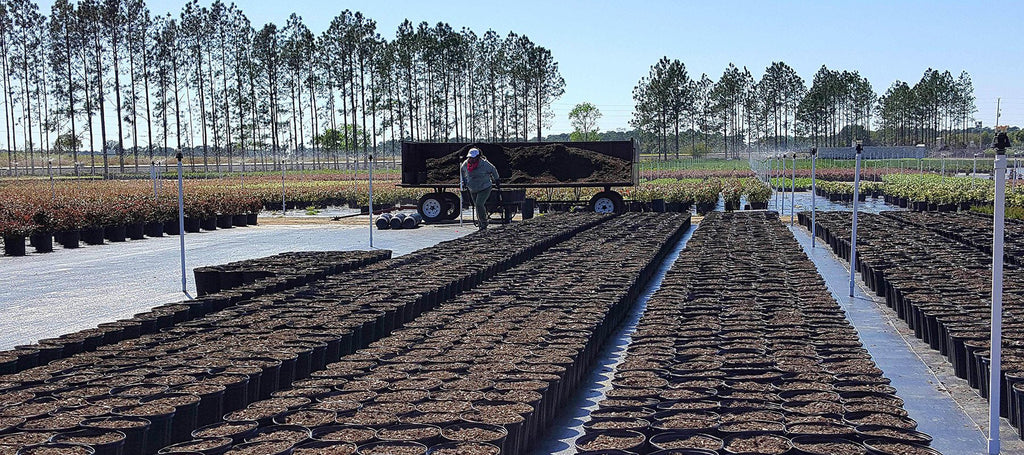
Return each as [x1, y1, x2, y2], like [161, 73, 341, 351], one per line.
[424, 143, 631, 185]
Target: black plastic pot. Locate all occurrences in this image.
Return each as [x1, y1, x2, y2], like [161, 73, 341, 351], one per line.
[143, 393, 202, 444]
[50, 429, 126, 455]
[184, 218, 201, 233]
[232, 215, 248, 227]
[217, 215, 233, 229]
[224, 439, 294, 455]
[165, 220, 181, 235]
[863, 439, 940, 455]
[126, 223, 145, 240]
[113, 404, 175, 455]
[30, 233, 53, 253]
[105, 224, 127, 242]
[246, 214, 258, 225]
[356, 441, 427, 455]
[3, 235, 26, 256]
[202, 218, 218, 231]
[648, 431, 723, 452]
[575, 429, 646, 453]
[293, 439, 357, 454]
[192, 421, 258, 445]
[81, 416, 151, 455]
[59, 230, 81, 248]
[15, 442, 96, 455]
[157, 437, 233, 455]
[145, 221, 165, 237]
[81, 227, 105, 245]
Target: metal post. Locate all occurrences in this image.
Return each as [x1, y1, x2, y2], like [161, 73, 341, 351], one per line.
[48, 159, 55, 202]
[989, 128, 1011, 455]
[368, 154, 374, 248]
[281, 158, 287, 215]
[811, 147, 817, 248]
[790, 152, 796, 226]
[176, 152, 187, 296]
[769, 154, 775, 211]
[150, 161, 158, 199]
[941, 154, 946, 182]
[974, 154, 979, 190]
[850, 141, 863, 297]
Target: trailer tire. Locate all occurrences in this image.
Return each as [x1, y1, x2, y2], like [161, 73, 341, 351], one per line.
[589, 191, 624, 214]
[442, 192, 461, 220]
[418, 193, 447, 223]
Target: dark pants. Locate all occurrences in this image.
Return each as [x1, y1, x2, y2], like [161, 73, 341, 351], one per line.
[471, 187, 492, 229]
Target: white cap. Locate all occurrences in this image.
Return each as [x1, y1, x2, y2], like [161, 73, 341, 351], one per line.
[467, 148, 480, 158]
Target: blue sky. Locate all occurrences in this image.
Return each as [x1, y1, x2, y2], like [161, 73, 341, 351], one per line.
[41, 0, 1024, 135]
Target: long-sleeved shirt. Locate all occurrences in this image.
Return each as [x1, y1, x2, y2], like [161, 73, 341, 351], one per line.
[460, 158, 500, 192]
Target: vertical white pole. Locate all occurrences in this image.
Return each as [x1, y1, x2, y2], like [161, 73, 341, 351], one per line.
[790, 152, 796, 226]
[48, 159, 55, 202]
[368, 154, 374, 248]
[176, 153, 187, 295]
[850, 143, 863, 297]
[781, 153, 786, 215]
[151, 161, 158, 200]
[989, 130, 1009, 455]
[811, 147, 817, 248]
[281, 159, 286, 215]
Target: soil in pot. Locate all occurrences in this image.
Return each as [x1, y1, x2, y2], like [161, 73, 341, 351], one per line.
[292, 439, 356, 455]
[157, 437, 233, 454]
[723, 434, 791, 454]
[49, 429, 125, 455]
[427, 441, 500, 455]
[354, 440, 427, 455]
[575, 429, 646, 452]
[649, 432, 723, 451]
[191, 421, 258, 444]
[14, 443, 95, 455]
[223, 439, 294, 455]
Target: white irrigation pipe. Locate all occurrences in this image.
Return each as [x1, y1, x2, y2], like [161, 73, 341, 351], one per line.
[150, 161, 158, 200]
[850, 142, 863, 297]
[175, 152, 188, 297]
[811, 147, 817, 248]
[281, 158, 287, 215]
[790, 152, 796, 226]
[989, 131, 1009, 455]
[369, 154, 374, 248]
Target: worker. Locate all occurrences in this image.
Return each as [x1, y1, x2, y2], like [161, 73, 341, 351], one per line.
[460, 148, 500, 230]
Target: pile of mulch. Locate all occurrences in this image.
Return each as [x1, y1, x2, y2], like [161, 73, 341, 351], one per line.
[425, 143, 631, 184]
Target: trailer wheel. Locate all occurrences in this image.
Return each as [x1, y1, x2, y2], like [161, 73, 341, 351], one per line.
[418, 193, 447, 223]
[589, 191, 624, 214]
[442, 192, 461, 220]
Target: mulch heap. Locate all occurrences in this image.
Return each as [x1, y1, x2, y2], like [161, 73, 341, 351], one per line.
[425, 143, 632, 185]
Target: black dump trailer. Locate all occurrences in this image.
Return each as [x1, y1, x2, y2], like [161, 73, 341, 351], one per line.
[400, 140, 638, 223]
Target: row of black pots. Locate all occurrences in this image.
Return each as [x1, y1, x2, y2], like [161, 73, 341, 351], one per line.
[0, 250, 392, 377]
[583, 212, 935, 455]
[804, 211, 1024, 440]
[6, 214, 258, 257]
[0, 214, 617, 455]
[207, 214, 691, 455]
[879, 211, 1024, 266]
[535, 201, 694, 214]
[193, 251, 391, 297]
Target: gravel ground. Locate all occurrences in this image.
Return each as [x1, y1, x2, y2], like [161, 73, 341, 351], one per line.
[0, 219, 473, 349]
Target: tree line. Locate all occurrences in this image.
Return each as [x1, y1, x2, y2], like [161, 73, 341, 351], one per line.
[0, 0, 565, 176]
[632, 58, 977, 158]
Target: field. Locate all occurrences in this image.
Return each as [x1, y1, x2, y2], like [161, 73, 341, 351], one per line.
[2, 151, 1024, 455]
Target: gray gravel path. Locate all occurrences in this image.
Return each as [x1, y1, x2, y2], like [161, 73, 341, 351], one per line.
[0, 221, 471, 350]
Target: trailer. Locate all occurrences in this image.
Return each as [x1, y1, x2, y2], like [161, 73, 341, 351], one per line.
[400, 140, 638, 222]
